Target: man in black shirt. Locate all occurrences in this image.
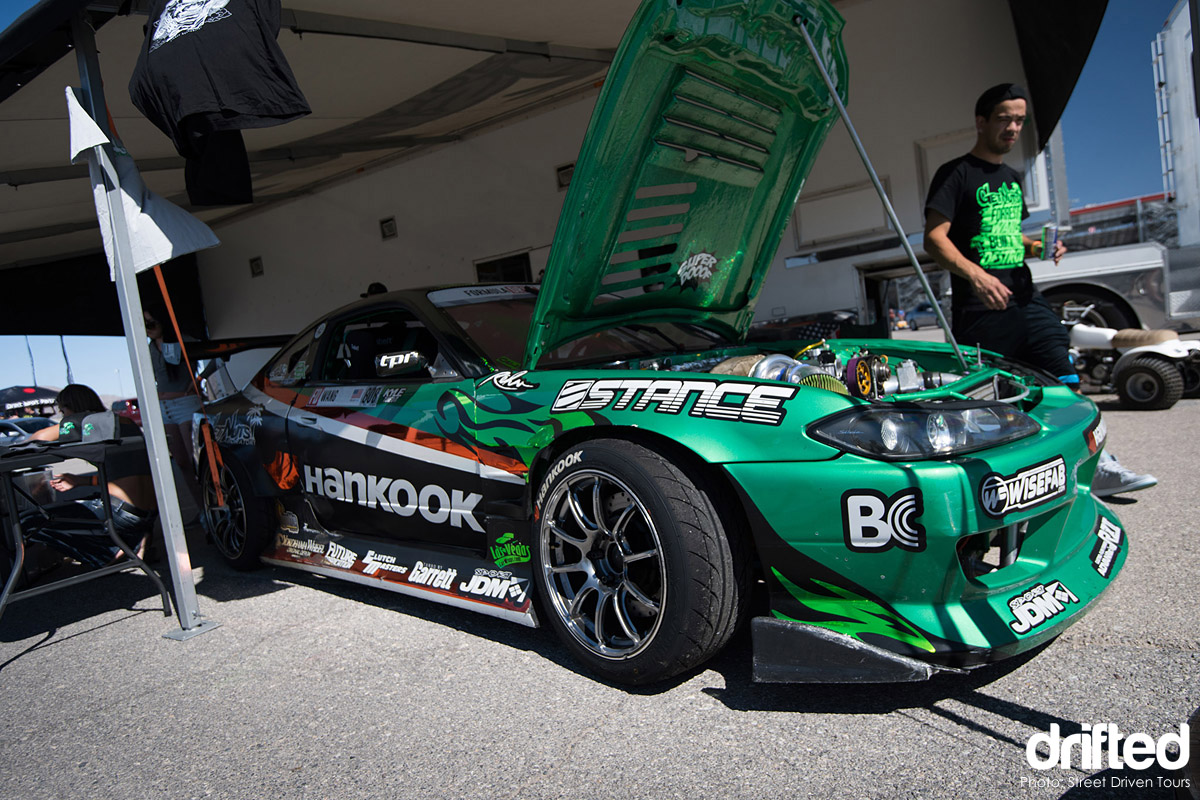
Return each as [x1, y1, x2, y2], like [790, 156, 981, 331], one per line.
[923, 83, 1155, 497]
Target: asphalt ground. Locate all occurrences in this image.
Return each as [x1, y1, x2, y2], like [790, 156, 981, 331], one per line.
[0, 385, 1196, 799]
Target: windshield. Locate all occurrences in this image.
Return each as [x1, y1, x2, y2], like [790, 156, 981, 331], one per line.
[428, 285, 728, 369]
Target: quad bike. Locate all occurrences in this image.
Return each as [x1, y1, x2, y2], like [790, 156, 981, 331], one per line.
[1065, 306, 1200, 410]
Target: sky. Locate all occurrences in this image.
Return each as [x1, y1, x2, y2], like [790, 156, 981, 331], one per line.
[0, 0, 1192, 399]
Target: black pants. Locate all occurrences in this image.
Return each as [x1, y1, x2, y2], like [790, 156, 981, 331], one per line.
[19, 498, 155, 568]
[953, 295, 1073, 378]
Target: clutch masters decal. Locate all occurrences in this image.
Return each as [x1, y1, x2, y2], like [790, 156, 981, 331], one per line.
[980, 456, 1067, 517]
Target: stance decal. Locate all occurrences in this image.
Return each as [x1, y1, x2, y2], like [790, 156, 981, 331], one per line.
[551, 379, 796, 426]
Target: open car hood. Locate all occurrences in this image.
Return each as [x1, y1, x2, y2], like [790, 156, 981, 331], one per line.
[525, 0, 847, 368]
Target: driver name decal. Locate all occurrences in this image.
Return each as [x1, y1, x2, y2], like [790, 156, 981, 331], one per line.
[302, 465, 483, 531]
[551, 379, 797, 426]
[980, 456, 1067, 517]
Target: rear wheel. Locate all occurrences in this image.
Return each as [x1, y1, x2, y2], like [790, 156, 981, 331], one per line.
[200, 453, 273, 570]
[533, 439, 747, 685]
[1180, 361, 1200, 398]
[1115, 356, 1184, 410]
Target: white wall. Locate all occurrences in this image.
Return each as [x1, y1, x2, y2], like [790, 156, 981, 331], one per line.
[199, 0, 1032, 337]
[198, 98, 596, 338]
[1162, 4, 1198, 245]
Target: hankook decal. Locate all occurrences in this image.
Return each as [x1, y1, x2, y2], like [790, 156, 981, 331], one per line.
[550, 379, 797, 426]
[980, 456, 1067, 518]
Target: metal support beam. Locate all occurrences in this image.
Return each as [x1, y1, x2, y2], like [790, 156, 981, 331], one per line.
[796, 17, 969, 373]
[70, 12, 216, 639]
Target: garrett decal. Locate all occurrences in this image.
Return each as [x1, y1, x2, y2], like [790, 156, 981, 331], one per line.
[491, 532, 531, 568]
[980, 456, 1067, 518]
[408, 561, 457, 590]
[479, 370, 539, 392]
[551, 379, 797, 426]
[324, 541, 358, 569]
[460, 568, 528, 604]
[536, 451, 583, 509]
[677, 252, 719, 287]
[841, 489, 926, 552]
[362, 549, 408, 577]
[1090, 517, 1124, 579]
[1008, 581, 1078, 634]
[303, 465, 483, 532]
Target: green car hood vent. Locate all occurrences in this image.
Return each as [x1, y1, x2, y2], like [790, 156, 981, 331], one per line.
[525, 0, 848, 368]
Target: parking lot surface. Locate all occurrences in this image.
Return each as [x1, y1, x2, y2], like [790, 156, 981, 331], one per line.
[0, 393, 1196, 800]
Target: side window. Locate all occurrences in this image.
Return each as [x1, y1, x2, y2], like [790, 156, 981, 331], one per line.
[266, 327, 319, 386]
[318, 309, 457, 383]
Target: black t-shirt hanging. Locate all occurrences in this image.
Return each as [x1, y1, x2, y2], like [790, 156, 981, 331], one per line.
[129, 0, 310, 205]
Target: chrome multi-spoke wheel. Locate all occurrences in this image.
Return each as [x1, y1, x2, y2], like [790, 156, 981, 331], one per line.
[201, 454, 271, 570]
[533, 439, 746, 685]
[540, 469, 667, 660]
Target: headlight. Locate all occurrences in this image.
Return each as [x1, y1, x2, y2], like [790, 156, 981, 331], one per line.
[809, 402, 1040, 460]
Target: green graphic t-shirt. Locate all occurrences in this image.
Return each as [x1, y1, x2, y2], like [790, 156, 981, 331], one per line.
[925, 153, 1031, 312]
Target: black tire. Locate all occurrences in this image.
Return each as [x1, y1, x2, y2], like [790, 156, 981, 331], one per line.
[1180, 361, 1200, 398]
[1045, 289, 1137, 329]
[200, 452, 273, 570]
[909, 320, 919, 331]
[533, 439, 747, 685]
[1115, 356, 1184, 410]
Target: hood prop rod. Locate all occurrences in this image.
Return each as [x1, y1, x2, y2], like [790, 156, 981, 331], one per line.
[795, 17, 970, 374]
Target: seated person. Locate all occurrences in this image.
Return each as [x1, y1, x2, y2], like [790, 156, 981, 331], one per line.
[21, 385, 157, 567]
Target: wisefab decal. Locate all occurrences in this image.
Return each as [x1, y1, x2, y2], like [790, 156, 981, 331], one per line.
[980, 457, 1066, 517]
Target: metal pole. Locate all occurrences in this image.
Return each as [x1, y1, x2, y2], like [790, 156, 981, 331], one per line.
[795, 17, 969, 373]
[70, 12, 217, 639]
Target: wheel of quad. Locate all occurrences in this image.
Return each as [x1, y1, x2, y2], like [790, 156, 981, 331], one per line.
[200, 452, 273, 570]
[1115, 356, 1184, 410]
[1045, 288, 1137, 329]
[533, 439, 747, 685]
[1180, 361, 1200, 398]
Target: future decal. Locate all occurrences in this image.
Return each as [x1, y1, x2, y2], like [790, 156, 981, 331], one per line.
[460, 568, 528, 604]
[980, 456, 1067, 517]
[479, 370, 539, 392]
[841, 489, 926, 552]
[324, 541, 358, 570]
[302, 465, 483, 532]
[1090, 517, 1124, 579]
[551, 379, 797, 426]
[1008, 581, 1078, 635]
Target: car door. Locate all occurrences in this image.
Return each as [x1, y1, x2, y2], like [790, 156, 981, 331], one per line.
[286, 304, 487, 549]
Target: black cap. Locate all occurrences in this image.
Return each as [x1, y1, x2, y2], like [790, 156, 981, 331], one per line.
[361, 282, 388, 298]
[974, 83, 1028, 119]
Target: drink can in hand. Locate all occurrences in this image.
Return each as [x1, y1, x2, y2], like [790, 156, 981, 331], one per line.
[1041, 224, 1059, 260]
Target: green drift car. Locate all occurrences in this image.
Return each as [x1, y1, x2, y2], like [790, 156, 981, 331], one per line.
[198, 0, 1126, 685]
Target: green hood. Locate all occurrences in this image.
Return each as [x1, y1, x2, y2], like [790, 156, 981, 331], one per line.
[525, 0, 848, 368]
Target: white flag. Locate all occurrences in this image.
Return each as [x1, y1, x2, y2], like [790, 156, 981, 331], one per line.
[65, 86, 219, 276]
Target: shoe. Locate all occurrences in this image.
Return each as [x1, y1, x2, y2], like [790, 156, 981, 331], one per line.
[1093, 456, 1157, 497]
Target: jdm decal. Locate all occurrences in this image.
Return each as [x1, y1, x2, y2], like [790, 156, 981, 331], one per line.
[677, 252, 719, 288]
[459, 568, 529, 605]
[1008, 581, 1078, 634]
[479, 370, 539, 392]
[1090, 517, 1124, 579]
[841, 489, 926, 553]
[979, 456, 1067, 518]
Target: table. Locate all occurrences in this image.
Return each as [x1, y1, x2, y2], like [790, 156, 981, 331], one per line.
[0, 438, 172, 623]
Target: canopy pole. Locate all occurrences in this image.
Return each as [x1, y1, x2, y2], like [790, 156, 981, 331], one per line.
[69, 12, 216, 639]
[795, 17, 970, 373]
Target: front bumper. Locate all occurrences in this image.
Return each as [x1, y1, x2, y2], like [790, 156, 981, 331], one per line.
[727, 439, 1127, 680]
